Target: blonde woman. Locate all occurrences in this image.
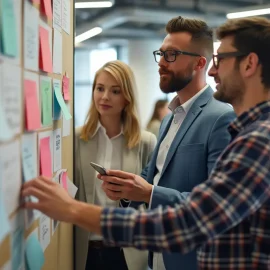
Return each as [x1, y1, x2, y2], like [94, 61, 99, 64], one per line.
[75, 60, 156, 270]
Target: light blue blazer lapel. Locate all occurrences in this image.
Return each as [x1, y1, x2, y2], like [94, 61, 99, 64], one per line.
[161, 87, 214, 177]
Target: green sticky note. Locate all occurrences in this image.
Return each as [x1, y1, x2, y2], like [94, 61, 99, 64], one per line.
[0, 0, 18, 57]
[54, 83, 72, 120]
[41, 80, 53, 126]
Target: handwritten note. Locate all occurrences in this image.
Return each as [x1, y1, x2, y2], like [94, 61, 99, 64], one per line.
[62, 75, 70, 100]
[53, 0, 62, 31]
[62, 0, 70, 35]
[40, 137, 52, 178]
[25, 79, 41, 131]
[39, 26, 53, 73]
[0, 0, 18, 56]
[0, 95, 13, 142]
[53, 28, 62, 74]
[41, 0, 53, 20]
[40, 76, 53, 126]
[1, 63, 22, 136]
[0, 139, 21, 215]
[39, 214, 50, 251]
[54, 79, 72, 120]
[53, 128, 62, 172]
[25, 232, 44, 270]
[24, 0, 39, 71]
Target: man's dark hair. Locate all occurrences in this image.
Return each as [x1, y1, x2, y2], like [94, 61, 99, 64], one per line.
[217, 17, 270, 88]
[166, 16, 213, 64]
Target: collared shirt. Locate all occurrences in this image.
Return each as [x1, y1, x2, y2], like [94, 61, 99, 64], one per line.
[101, 101, 270, 269]
[89, 122, 123, 240]
[150, 85, 208, 270]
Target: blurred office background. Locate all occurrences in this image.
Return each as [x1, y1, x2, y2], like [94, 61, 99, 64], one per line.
[74, 0, 270, 127]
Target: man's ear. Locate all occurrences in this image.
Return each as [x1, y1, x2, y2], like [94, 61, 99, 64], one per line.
[194, 57, 207, 71]
[242, 52, 260, 78]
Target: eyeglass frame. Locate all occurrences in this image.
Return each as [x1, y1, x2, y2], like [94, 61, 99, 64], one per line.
[212, 51, 248, 69]
[153, 49, 201, 63]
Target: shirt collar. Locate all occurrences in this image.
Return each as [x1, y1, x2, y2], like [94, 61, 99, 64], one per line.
[229, 101, 270, 137]
[168, 84, 209, 114]
[91, 121, 124, 139]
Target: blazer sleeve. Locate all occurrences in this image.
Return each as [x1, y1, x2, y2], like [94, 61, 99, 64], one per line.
[150, 110, 236, 208]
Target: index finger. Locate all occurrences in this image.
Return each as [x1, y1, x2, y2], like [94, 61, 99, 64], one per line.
[106, 170, 135, 179]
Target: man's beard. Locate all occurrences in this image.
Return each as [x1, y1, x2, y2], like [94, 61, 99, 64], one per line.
[160, 72, 193, 94]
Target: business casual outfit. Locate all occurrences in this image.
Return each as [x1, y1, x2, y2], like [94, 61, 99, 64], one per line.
[74, 124, 156, 270]
[101, 101, 270, 270]
[130, 86, 235, 270]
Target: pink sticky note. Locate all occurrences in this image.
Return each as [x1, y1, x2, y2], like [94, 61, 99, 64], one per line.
[62, 76, 70, 101]
[39, 26, 52, 73]
[41, 0, 52, 20]
[40, 137, 52, 178]
[61, 172, 68, 191]
[25, 80, 41, 131]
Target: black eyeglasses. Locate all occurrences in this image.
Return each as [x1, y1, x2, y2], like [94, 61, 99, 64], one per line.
[212, 51, 248, 69]
[153, 50, 201, 63]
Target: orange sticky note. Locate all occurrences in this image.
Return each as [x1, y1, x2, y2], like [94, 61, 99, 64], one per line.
[62, 76, 70, 101]
[61, 172, 68, 191]
[41, 0, 52, 20]
[25, 80, 41, 131]
[39, 26, 52, 73]
[40, 137, 52, 178]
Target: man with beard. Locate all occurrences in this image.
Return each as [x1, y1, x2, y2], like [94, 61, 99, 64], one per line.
[100, 16, 235, 270]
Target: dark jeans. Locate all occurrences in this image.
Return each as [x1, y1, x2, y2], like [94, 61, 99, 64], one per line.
[85, 246, 128, 270]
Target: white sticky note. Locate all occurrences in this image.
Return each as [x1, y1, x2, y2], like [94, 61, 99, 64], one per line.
[53, 128, 62, 172]
[62, 103, 71, 137]
[62, 0, 70, 35]
[0, 139, 21, 215]
[53, 28, 62, 74]
[0, 63, 22, 137]
[67, 177, 78, 199]
[39, 214, 50, 251]
[53, 0, 62, 31]
[24, 0, 39, 71]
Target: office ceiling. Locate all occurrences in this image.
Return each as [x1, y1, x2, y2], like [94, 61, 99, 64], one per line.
[75, 0, 270, 41]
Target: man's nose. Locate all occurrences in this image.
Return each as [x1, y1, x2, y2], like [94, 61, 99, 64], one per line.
[208, 63, 217, 77]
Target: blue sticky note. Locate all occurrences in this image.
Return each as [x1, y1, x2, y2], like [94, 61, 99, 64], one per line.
[53, 89, 62, 120]
[0, 195, 10, 244]
[25, 233, 44, 270]
[0, 0, 18, 57]
[11, 227, 24, 270]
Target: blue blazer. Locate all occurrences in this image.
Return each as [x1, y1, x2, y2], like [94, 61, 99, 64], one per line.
[141, 87, 236, 270]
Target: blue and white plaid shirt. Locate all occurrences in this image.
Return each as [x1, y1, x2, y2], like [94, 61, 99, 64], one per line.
[101, 101, 270, 270]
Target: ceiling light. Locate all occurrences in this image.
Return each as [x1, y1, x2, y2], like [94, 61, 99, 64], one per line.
[75, 1, 113, 8]
[75, 27, 103, 43]
[227, 7, 270, 19]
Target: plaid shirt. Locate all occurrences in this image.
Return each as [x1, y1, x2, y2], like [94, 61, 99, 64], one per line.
[101, 101, 270, 270]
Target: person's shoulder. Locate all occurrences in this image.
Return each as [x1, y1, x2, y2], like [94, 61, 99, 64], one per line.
[208, 97, 234, 113]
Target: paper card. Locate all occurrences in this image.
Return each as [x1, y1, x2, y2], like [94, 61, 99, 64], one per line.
[40, 137, 52, 178]
[53, 0, 62, 31]
[24, 0, 39, 71]
[0, 63, 22, 137]
[25, 231, 44, 270]
[40, 0, 52, 20]
[10, 211, 25, 270]
[0, 139, 21, 215]
[53, 128, 62, 172]
[67, 176, 78, 198]
[39, 214, 50, 251]
[25, 80, 41, 131]
[62, 75, 70, 100]
[39, 25, 53, 73]
[40, 76, 53, 126]
[0, 0, 18, 57]
[53, 29, 62, 74]
[62, 0, 70, 35]
[62, 103, 71, 137]
[53, 79, 72, 120]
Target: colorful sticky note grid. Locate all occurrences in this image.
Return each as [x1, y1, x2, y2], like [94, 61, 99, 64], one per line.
[39, 26, 52, 73]
[40, 137, 52, 178]
[24, 80, 41, 131]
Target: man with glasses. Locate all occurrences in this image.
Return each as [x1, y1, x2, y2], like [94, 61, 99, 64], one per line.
[100, 16, 235, 270]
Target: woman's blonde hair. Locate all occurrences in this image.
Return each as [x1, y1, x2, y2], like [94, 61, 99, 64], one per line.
[81, 60, 141, 149]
